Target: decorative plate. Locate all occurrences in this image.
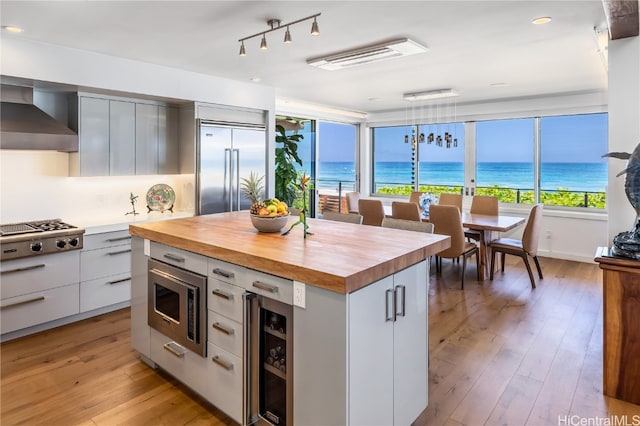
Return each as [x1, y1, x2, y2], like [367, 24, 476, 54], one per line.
[146, 184, 175, 213]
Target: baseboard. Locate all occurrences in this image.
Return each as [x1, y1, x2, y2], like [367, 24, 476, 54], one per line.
[537, 249, 597, 264]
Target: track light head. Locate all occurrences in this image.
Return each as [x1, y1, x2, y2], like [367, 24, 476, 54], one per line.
[238, 13, 320, 56]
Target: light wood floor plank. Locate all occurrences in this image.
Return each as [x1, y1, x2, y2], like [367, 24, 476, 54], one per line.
[2, 256, 639, 425]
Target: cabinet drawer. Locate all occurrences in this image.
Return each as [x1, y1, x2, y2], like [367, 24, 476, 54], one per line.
[150, 242, 207, 275]
[244, 268, 293, 305]
[81, 245, 131, 281]
[83, 230, 131, 251]
[208, 280, 244, 324]
[0, 284, 79, 334]
[0, 251, 80, 299]
[80, 272, 131, 312]
[149, 329, 209, 397]
[207, 342, 243, 424]
[208, 258, 244, 286]
[208, 311, 242, 357]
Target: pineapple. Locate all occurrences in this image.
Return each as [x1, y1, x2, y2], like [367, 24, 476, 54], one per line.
[240, 172, 265, 215]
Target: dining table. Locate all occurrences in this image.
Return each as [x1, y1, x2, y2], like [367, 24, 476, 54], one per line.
[384, 205, 525, 280]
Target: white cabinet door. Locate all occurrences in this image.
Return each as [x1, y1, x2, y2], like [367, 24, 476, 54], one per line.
[158, 105, 179, 174]
[348, 276, 394, 426]
[109, 100, 136, 175]
[393, 261, 428, 426]
[136, 103, 159, 174]
[78, 97, 109, 176]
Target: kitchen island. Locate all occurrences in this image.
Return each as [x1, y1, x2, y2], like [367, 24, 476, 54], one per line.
[129, 211, 450, 426]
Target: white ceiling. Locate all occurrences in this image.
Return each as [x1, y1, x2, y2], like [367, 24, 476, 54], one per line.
[0, 1, 609, 114]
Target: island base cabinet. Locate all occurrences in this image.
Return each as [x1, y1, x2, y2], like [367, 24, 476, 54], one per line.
[149, 329, 209, 398]
[348, 261, 427, 426]
[206, 342, 243, 424]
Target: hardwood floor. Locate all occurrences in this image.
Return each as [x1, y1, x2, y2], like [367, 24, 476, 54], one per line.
[2, 257, 639, 425]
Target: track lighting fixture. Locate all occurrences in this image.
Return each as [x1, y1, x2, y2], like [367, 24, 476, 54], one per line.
[239, 13, 321, 56]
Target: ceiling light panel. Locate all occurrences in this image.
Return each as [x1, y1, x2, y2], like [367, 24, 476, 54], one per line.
[403, 89, 459, 101]
[307, 38, 428, 71]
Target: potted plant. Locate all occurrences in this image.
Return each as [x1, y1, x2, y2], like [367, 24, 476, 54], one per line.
[275, 124, 304, 207]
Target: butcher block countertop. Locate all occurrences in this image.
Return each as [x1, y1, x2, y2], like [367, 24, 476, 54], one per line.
[129, 211, 450, 294]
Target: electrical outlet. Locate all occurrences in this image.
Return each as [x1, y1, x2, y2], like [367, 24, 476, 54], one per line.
[293, 281, 306, 309]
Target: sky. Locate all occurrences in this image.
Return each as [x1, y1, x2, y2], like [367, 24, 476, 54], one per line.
[290, 112, 608, 164]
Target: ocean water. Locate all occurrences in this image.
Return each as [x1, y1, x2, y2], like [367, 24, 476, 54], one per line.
[316, 161, 608, 192]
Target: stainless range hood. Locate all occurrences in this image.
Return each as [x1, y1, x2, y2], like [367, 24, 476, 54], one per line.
[1, 84, 78, 152]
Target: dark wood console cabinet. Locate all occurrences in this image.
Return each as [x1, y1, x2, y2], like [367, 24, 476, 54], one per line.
[595, 247, 640, 405]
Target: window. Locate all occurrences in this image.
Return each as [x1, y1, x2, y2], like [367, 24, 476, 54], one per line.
[540, 113, 607, 208]
[417, 122, 465, 195]
[476, 118, 535, 203]
[317, 121, 358, 212]
[372, 126, 415, 194]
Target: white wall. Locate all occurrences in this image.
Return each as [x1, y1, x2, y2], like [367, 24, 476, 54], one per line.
[607, 36, 640, 241]
[0, 37, 276, 226]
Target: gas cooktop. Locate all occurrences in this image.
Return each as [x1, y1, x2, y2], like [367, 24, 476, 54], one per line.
[0, 219, 85, 261]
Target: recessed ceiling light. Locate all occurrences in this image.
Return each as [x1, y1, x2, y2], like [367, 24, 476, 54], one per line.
[531, 17, 552, 25]
[250, 77, 261, 83]
[2, 25, 24, 33]
[490, 82, 508, 87]
[368, 97, 381, 101]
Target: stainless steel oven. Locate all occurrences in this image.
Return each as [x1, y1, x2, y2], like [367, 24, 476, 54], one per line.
[148, 258, 206, 357]
[246, 293, 293, 426]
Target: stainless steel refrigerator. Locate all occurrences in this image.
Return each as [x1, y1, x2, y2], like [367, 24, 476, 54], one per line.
[196, 120, 267, 215]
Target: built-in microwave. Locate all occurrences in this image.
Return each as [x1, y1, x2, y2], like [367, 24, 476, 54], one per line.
[147, 258, 207, 357]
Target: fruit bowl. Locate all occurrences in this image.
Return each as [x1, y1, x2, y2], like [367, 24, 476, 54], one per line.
[250, 213, 290, 233]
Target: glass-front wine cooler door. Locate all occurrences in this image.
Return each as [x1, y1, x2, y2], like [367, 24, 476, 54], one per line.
[259, 298, 293, 426]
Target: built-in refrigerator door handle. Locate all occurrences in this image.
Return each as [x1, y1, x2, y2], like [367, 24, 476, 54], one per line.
[233, 148, 240, 211]
[225, 148, 233, 211]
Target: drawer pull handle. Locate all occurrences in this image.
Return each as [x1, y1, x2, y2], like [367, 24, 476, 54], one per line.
[212, 355, 234, 370]
[107, 249, 131, 256]
[0, 295, 45, 311]
[106, 236, 131, 243]
[212, 321, 235, 335]
[163, 253, 185, 263]
[252, 281, 278, 293]
[163, 342, 185, 358]
[107, 277, 131, 285]
[212, 268, 234, 278]
[211, 288, 233, 300]
[1, 264, 46, 275]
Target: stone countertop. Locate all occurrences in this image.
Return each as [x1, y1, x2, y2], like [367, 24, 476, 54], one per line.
[71, 211, 194, 235]
[129, 211, 450, 294]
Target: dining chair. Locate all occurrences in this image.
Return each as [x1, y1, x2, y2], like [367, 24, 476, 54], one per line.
[465, 195, 499, 241]
[437, 193, 463, 213]
[346, 192, 360, 214]
[358, 199, 385, 226]
[489, 203, 543, 288]
[382, 217, 434, 233]
[409, 191, 423, 206]
[429, 204, 480, 289]
[391, 201, 422, 221]
[321, 211, 364, 224]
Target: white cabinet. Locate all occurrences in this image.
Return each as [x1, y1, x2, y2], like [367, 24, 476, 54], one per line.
[109, 100, 136, 175]
[79, 230, 131, 312]
[348, 262, 428, 426]
[206, 258, 246, 424]
[0, 251, 80, 334]
[71, 94, 178, 176]
[135, 103, 159, 175]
